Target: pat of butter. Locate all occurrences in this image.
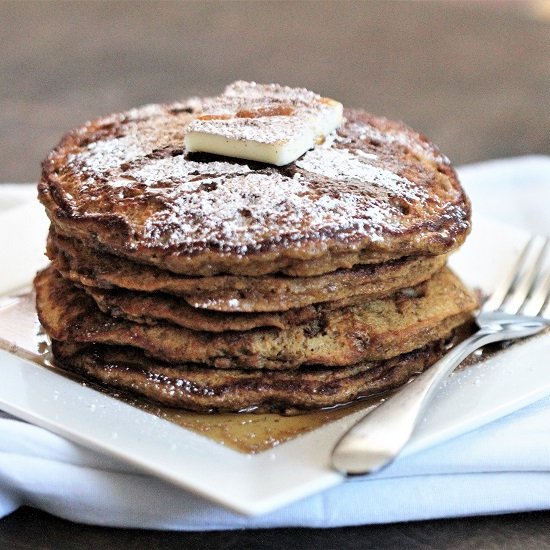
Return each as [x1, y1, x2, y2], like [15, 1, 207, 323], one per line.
[184, 81, 343, 166]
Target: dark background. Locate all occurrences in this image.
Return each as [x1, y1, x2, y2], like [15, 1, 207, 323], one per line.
[1, 0, 550, 547]
[1, 0, 549, 183]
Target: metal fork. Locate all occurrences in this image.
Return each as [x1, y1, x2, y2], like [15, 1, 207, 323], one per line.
[332, 236, 550, 475]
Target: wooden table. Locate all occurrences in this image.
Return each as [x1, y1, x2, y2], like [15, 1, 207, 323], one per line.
[1, 1, 550, 547]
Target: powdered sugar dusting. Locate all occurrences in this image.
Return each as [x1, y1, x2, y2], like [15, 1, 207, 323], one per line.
[67, 102, 194, 177]
[186, 81, 342, 146]
[190, 117, 301, 145]
[296, 147, 428, 202]
[69, 135, 146, 174]
[140, 166, 407, 250]
[348, 121, 446, 164]
[128, 157, 251, 186]
[224, 81, 321, 103]
[53, 101, 465, 256]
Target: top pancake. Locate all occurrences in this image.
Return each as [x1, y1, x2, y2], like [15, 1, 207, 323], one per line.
[39, 100, 470, 276]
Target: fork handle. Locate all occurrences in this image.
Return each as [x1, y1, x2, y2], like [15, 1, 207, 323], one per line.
[331, 326, 526, 475]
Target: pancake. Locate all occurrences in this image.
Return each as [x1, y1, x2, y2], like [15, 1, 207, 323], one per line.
[48, 229, 448, 313]
[39, 102, 470, 277]
[82, 281, 436, 332]
[83, 284, 323, 332]
[51, 336, 458, 413]
[34, 85, 477, 416]
[35, 266, 477, 370]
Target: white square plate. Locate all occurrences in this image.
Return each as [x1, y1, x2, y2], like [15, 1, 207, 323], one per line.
[0, 205, 549, 516]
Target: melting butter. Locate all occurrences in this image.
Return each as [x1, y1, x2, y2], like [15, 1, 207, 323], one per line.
[184, 81, 343, 166]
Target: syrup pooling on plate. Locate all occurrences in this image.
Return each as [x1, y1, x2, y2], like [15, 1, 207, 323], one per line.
[129, 397, 385, 454]
[0, 292, 394, 453]
[0, 292, 512, 454]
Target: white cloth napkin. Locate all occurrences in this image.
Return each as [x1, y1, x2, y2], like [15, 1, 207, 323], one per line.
[0, 156, 549, 529]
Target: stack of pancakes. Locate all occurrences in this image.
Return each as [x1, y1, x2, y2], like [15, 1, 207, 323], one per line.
[35, 98, 477, 413]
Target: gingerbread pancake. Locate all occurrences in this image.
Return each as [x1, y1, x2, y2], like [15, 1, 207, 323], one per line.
[39, 101, 470, 277]
[48, 229, 448, 313]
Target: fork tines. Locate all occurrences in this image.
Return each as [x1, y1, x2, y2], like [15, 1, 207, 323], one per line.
[482, 236, 550, 317]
